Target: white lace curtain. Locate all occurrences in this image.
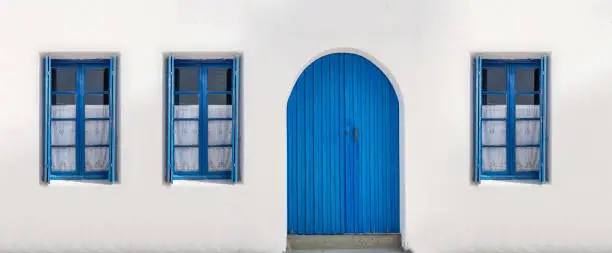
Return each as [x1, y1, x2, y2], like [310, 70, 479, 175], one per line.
[174, 105, 232, 172]
[482, 105, 540, 172]
[51, 105, 109, 172]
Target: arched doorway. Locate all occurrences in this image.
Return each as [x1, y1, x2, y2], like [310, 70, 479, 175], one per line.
[287, 53, 400, 234]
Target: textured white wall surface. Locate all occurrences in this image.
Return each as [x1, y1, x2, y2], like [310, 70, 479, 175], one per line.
[2, 0, 612, 252]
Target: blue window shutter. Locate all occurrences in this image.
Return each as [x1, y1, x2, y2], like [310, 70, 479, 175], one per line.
[231, 55, 240, 183]
[474, 56, 483, 183]
[539, 56, 548, 183]
[43, 56, 52, 184]
[167, 56, 175, 183]
[108, 56, 117, 183]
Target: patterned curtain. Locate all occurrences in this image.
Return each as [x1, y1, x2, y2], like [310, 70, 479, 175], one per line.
[174, 105, 232, 172]
[51, 105, 109, 172]
[482, 105, 540, 172]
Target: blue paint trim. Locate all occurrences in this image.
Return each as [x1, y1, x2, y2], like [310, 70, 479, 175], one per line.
[482, 59, 540, 65]
[51, 59, 110, 65]
[44, 57, 116, 182]
[208, 144, 231, 148]
[43, 56, 52, 183]
[540, 56, 548, 183]
[507, 66, 516, 175]
[474, 57, 547, 183]
[84, 91, 109, 95]
[174, 91, 199, 95]
[208, 91, 232, 95]
[232, 55, 240, 183]
[200, 62, 207, 176]
[474, 56, 482, 183]
[174, 59, 232, 65]
[52, 145, 76, 148]
[167, 57, 238, 182]
[167, 56, 175, 183]
[76, 64, 85, 177]
[175, 144, 199, 148]
[52, 91, 76, 95]
[108, 56, 117, 183]
[175, 118, 199, 121]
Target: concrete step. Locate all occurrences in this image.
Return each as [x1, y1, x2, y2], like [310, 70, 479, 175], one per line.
[287, 235, 405, 252]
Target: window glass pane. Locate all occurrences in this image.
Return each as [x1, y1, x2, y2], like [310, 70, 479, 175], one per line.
[85, 120, 109, 145]
[516, 147, 539, 171]
[208, 94, 232, 105]
[84, 68, 109, 92]
[85, 94, 109, 105]
[516, 120, 540, 146]
[482, 68, 506, 92]
[52, 94, 75, 105]
[516, 94, 539, 105]
[481, 94, 506, 118]
[52, 121, 76, 146]
[482, 94, 506, 105]
[51, 147, 76, 172]
[515, 68, 540, 92]
[175, 67, 200, 92]
[175, 94, 199, 105]
[208, 120, 232, 145]
[85, 147, 109, 171]
[85, 104, 110, 118]
[207, 68, 232, 92]
[515, 104, 540, 118]
[208, 147, 232, 171]
[52, 68, 76, 91]
[482, 121, 506, 146]
[208, 94, 232, 120]
[482, 147, 506, 171]
[52, 97, 76, 118]
[175, 121, 199, 145]
[175, 147, 199, 172]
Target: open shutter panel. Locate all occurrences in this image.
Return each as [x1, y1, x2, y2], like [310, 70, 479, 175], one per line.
[108, 56, 117, 183]
[43, 56, 52, 184]
[231, 55, 240, 183]
[167, 56, 175, 183]
[474, 56, 483, 183]
[539, 56, 548, 183]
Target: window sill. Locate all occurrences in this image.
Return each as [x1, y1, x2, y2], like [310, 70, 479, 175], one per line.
[169, 180, 237, 187]
[47, 180, 113, 187]
[477, 180, 546, 187]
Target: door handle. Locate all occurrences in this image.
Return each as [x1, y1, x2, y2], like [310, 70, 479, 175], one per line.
[353, 126, 358, 141]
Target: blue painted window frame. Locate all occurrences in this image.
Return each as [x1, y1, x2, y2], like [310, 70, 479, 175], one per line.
[166, 56, 241, 183]
[473, 56, 548, 183]
[43, 56, 117, 183]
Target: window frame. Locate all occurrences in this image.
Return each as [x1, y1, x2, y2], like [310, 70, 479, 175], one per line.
[166, 56, 240, 183]
[43, 56, 117, 183]
[473, 56, 548, 183]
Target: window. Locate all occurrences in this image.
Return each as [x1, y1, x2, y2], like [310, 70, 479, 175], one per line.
[43, 57, 117, 183]
[473, 56, 548, 183]
[166, 56, 240, 183]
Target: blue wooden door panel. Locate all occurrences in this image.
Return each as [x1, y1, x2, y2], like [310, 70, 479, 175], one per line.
[345, 54, 399, 233]
[288, 53, 399, 235]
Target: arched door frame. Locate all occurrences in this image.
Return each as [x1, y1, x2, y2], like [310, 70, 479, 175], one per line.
[284, 48, 406, 243]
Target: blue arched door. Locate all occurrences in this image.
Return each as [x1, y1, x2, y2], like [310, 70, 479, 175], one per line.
[287, 53, 399, 234]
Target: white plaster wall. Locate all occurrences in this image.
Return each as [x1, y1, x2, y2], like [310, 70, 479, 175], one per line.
[1, 0, 612, 252]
